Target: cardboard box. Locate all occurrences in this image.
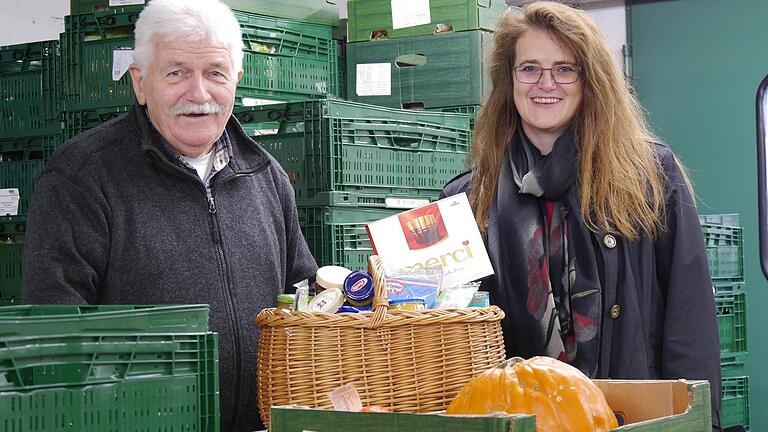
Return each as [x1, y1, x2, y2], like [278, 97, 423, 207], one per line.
[270, 380, 711, 432]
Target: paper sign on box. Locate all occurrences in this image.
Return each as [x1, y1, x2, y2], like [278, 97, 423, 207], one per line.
[366, 192, 493, 288]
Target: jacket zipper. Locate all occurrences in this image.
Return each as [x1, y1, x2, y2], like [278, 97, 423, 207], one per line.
[148, 147, 272, 429]
[205, 186, 242, 430]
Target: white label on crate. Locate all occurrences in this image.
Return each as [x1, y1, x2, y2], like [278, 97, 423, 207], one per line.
[385, 197, 431, 209]
[327, 383, 363, 412]
[391, 0, 431, 30]
[242, 98, 284, 107]
[112, 48, 133, 81]
[0, 189, 20, 217]
[247, 128, 279, 136]
[355, 63, 391, 96]
[109, 0, 145, 6]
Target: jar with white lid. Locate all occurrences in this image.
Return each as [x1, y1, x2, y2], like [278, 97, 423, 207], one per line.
[315, 265, 352, 294]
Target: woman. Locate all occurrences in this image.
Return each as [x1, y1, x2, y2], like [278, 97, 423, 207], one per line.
[442, 2, 722, 429]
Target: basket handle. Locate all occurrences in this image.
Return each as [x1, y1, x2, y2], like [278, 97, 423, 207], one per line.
[367, 255, 389, 329]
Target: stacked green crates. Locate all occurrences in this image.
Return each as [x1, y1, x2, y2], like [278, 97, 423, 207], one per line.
[0, 157, 48, 304]
[235, 99, 470, 203]
[60, 5, 341, 139]
[345, 1, 519, 141]
[59, 6, 138, 138]
[235, 99, 471, 268]
[0, 304, 219, 431]
[298, 206, 401, 270]
[0, 41, 61, 140]
[0, 244, 22, 305]
[0, 41, 61, 304]
[60, 7, 139, 111]
[699, 214, 749, 430]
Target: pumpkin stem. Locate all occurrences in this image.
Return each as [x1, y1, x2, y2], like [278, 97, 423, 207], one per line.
[498, 357, 525, 368]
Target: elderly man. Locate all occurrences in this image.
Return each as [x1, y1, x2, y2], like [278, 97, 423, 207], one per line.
[22, 0, 317, 430]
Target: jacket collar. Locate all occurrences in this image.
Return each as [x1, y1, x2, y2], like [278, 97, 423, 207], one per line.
[130, 102, 271, 177]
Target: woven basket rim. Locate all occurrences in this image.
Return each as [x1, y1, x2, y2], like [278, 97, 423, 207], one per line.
[253, 304, 505, 328]
[256, 255, 502, 329]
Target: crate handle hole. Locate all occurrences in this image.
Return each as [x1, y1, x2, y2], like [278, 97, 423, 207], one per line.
[434, 23, 454, 34]
[370, 29, 389, 40]
[395, 54, 426, 68]
[402, 102, 425, 110]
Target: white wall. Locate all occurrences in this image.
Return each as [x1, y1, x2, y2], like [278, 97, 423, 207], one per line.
[510, 0, 627, 69]
[582, 0, 627, 71]
[0, 0, 69, 45]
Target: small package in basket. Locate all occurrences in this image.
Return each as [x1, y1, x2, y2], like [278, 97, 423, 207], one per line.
[365, 192, 493, 289]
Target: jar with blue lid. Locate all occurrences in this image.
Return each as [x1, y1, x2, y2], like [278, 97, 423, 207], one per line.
[343, 270, 374, 306]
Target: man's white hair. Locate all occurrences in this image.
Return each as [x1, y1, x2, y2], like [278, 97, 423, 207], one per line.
[132, 0, 244, 75]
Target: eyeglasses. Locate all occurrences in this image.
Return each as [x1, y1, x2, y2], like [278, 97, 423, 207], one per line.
[512, 63, 581, 84]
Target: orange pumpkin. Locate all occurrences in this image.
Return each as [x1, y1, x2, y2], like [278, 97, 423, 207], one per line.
[447, 356, 618, 431]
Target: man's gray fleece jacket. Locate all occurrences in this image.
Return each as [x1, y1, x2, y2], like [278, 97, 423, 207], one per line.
[22, 103, 318, 432]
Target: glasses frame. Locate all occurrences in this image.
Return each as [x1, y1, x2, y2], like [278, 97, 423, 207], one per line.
[511, 63, 582, 85]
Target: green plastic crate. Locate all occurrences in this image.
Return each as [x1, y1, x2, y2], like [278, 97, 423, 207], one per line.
[700, 223, 743, 282]
[0, 332, 219, 432]
[715, 285, 747, 356]
[239, 35, 339, 102]
[236, 11, 340, 101]
[699, 213, 740, 227]
[0, 297, 18, 306]
[721, 376, 750, 430]
[0, 243, 22, 305]
[0, 220, 27, 235]
[0, 134, 61, 160]
[226, 0, 342, 27]
[61, 6, 141, 111]
[0, 41, 61, 139]
[337, 43, 347, 99]
[431, 105, 482, 140]
[236, 99, 471, 203]
[62, 7, 340, 111]
[68, 0, 146, 14]
[347, 0, 514, 42]
[299, 205, 404, 269]
[0, 159, 46, 220]
[721, 351, 747, 378]
[347, 30, 493, 108]
[237, 12, 335, 60]
[299, 191, 435, 208]
[63, 105, 131, 140]
[0, 304, 210, 336]
[71, 0, 343, 28]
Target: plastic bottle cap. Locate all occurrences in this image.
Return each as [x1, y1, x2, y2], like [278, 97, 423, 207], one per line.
[316, 266, 352, 290]
[308, 288, 345, 313]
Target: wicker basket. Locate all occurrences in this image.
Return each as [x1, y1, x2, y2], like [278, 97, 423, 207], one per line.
[253, 255, 506, 427]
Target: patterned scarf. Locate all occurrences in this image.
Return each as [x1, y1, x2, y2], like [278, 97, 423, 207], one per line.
[486, 126, 602, 377]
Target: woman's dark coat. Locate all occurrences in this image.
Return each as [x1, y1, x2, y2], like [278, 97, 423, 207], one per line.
[441, 143, 722, 430]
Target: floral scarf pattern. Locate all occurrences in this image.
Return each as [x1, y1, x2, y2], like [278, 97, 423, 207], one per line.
[487, 127, 602, 377]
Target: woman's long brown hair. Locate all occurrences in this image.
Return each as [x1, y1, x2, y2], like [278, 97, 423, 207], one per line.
[470, 1, 667, 240]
